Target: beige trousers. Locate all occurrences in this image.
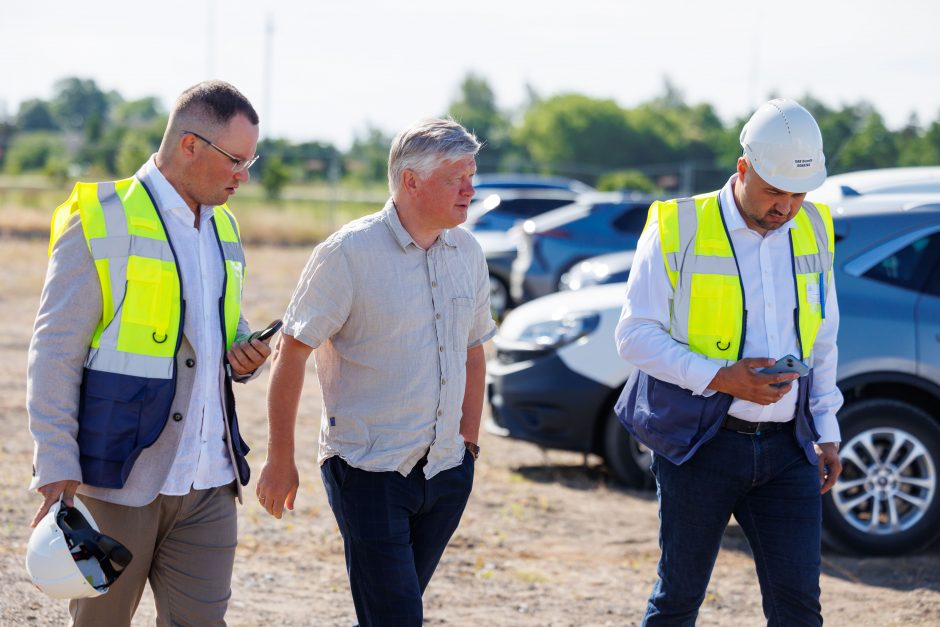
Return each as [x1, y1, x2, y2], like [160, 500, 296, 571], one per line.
[69, 483, 237, 627]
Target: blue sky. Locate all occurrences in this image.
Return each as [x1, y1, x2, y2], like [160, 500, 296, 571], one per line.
[3, 0, 938, 149]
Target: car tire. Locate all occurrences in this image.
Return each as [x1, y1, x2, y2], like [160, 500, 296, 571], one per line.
[822, 398, 940, 555]
[489, 274, 511, 320]
[603, 409, 654, 489]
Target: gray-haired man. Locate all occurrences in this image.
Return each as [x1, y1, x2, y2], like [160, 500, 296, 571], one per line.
[256, 118, 495, 625]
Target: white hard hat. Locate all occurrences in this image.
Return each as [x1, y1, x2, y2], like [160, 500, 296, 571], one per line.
[740, 99, 827, 193]
[25, 495, 133, 599]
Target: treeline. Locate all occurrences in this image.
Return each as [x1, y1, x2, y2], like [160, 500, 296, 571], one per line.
[3, 75, 939, 196]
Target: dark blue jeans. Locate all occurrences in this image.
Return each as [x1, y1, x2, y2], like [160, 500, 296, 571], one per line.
[644, 426, 822, 627]
[321, 453, 474, 627]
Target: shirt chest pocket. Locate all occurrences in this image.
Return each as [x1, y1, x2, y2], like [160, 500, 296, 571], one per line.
[451, 297, 474, 352]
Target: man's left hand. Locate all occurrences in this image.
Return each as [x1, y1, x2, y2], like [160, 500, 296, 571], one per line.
[227, 338, 272, 376]
[816, 442, 842, 494]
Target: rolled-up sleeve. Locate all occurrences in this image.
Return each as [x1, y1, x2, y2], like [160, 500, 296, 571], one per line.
[468, 250, 496, 348]
[282, 238, 354, 349]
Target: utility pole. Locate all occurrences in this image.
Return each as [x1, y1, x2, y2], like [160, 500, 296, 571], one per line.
[263, 13, 274, 139]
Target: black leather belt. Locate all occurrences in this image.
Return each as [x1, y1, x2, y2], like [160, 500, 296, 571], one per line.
[722, 415, 791, 434]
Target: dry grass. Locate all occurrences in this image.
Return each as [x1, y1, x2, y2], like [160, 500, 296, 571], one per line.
[1, 235, 939, 626]
[0, 179, 383, 245]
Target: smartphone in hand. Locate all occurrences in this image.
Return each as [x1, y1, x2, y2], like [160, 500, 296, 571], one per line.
[762, 354, 809, 387]
[247, 319, 283, 343]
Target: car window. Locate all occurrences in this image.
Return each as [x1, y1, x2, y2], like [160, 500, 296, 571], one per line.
[499, 198, 572, 218]
[611, 204, 649, 234]
[863, 232, 940, 292]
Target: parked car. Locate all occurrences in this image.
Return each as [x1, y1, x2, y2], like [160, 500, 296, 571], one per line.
[465, 188, 581, 232]
[556, 166, 940, 293]
[811, 166, 940, 206]
[559, 250, 633, 291]
[487, 194, 940, 555]
[472, 173, 594, 195]
[471, 229, 518, 318]
[510, 192, 653, 305]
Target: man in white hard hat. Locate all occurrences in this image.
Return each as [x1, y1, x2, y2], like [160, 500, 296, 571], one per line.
[614, 99, 843, 625]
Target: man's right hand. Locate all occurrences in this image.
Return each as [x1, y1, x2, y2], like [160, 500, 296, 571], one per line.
[32, 479, 80, 528]
[708, 358, 800, 405]
[255, 458, 299, 520]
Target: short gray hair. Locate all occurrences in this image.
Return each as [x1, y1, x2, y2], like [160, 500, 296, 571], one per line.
[388, 118, 481, 194]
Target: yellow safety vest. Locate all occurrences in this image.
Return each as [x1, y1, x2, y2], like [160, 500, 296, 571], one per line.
[49, 175, 246, 488]
[655, 192, 834, 364]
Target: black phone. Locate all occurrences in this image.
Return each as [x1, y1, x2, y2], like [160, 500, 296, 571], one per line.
[761, 354, 809, 387]
[247, 319, 283, 343]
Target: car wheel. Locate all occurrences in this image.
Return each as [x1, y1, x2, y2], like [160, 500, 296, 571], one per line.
[489, 275, 510, 319]
[603, 409, 654, 489]
[822, 398, 940, 555]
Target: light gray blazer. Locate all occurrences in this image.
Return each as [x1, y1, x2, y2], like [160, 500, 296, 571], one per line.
[27, 213, 251, 507]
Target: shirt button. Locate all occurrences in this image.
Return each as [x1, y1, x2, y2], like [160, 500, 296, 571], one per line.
[437, 410, 443, 416]
[432, 281, 438, 288]
[186, 358, 195, 368]
[436, 313, 441, 320]
[441, 378, 446, 385]
[172, 412, 183, 422]
[439, 346, 444, 352]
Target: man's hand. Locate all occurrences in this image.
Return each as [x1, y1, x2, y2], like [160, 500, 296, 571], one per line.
[816, 442, 842, 494]
[708, 358, 800, 405]
[227, 337, 273, 376]
[32, 479, 80, 528]
[255, 458, 299, 519]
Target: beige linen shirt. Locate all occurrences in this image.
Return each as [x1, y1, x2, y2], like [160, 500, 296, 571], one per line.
[283, 200, 496, 479]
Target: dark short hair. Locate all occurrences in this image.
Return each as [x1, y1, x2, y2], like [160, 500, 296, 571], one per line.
[173, 80, 259, 126]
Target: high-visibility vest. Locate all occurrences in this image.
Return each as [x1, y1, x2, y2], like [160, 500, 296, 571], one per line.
[656, 192, 834, 364]
[49, 175, 246, 488]
[614, 192, 835, 466]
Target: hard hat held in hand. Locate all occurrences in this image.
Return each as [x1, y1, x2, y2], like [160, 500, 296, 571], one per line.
[740, 99, 827, 193]
[25, 495, 133, 599]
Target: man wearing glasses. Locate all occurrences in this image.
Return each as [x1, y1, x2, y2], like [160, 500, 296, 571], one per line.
[27, 80, 271, 625]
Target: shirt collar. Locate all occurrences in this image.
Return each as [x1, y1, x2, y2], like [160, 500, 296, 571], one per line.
[382, 199, 457, 251]
[718, 174, 796, 236]
[136, 155, 215, 226]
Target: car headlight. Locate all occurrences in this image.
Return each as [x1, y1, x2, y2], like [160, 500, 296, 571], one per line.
[515, 312, 601, 349]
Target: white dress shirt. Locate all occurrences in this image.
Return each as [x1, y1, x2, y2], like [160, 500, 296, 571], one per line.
[615, 175, 842, 443]
[137, 157, 236, 493]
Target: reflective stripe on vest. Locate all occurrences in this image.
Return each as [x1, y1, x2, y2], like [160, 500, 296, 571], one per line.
[657, 193, 834, 364]
[211, 206, 245, 349]
[49, 176, 245, 377]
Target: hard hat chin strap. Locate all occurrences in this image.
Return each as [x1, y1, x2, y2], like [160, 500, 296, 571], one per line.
[56, 505, 134, 590]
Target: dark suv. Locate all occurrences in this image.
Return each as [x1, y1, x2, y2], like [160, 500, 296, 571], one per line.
[509, 192, 653, 305]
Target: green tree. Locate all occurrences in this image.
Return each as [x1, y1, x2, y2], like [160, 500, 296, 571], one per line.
[4, 132, 67, 174]
[596, 169, 661, 194]
[447, 73, 510, 170]
[895, 114, 940, 166]
[838, 111, 899, 172]
[116, 130, 156, 175]
[514, 94, 640, 182]
[345, 125, 392, 186]
[112, 97, 164, 127]
[17, 99, 60, 131]
[261, 155, 290, 201]
[51, 77, 111, 134]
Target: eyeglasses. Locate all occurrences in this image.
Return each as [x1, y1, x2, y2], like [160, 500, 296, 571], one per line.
[182, 130, 259, 173]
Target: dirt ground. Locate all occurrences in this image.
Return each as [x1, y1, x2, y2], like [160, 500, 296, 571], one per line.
[1, 237, 938, 626]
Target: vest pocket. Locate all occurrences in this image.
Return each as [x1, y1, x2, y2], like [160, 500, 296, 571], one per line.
[77, 374, 146, 463]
